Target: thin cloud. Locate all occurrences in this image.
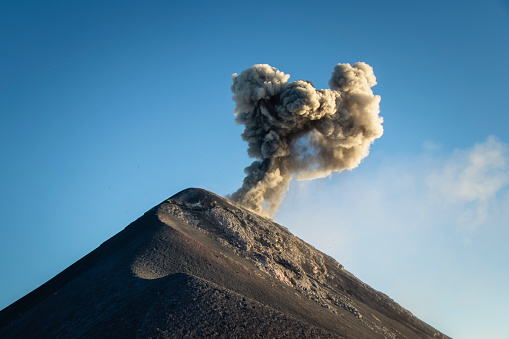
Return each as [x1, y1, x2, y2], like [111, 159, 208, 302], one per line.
[427, 135, 509, 231]
[279, 135, 509, 240]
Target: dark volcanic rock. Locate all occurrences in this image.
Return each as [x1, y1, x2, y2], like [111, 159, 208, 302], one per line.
[0, 188, 449, 338]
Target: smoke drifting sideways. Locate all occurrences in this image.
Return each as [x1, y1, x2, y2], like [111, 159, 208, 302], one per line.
[230, 62, 383, 216]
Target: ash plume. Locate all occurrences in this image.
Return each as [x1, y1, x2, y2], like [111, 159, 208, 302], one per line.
[230, 62, 383, 216]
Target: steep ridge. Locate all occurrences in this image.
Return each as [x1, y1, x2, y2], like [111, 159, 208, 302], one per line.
[0, 188, 449, 338]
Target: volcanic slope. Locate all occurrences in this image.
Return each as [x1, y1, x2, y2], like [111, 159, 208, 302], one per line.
[0, 188, 449, 338]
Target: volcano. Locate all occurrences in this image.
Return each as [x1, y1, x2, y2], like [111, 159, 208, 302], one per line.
[0, 188, 449, 338]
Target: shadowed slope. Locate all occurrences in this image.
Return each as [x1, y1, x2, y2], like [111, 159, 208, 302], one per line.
[0, 188, 449, 338]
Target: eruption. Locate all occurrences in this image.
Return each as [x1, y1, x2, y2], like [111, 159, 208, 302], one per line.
[230, 62, 383, 216]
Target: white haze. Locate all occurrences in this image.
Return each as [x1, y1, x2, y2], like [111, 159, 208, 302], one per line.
[276, 136, 509, 339]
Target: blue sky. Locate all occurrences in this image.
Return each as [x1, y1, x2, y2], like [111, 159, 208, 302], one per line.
[1, 1, 508, 337]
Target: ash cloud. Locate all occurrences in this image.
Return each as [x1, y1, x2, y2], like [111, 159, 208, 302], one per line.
[230, 62, 383, 216]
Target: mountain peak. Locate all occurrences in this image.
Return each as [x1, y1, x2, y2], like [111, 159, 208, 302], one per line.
[170, 187, 228, 209]
[0, 188, 449, 338]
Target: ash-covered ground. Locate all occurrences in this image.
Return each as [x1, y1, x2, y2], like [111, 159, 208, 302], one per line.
[0, 188, 449, 338]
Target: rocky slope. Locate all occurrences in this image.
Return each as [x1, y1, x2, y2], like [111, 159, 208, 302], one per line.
[0, 188, 449, 338]
[161, 188, 448, 338]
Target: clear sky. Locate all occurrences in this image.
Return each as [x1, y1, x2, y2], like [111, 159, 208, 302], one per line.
[1, 1, 508, 337]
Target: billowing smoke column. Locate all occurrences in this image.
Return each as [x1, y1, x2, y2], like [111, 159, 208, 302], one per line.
[230, 62, 383, 216]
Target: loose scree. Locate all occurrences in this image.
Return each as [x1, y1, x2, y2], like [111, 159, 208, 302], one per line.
[230, 63, 384, 216]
